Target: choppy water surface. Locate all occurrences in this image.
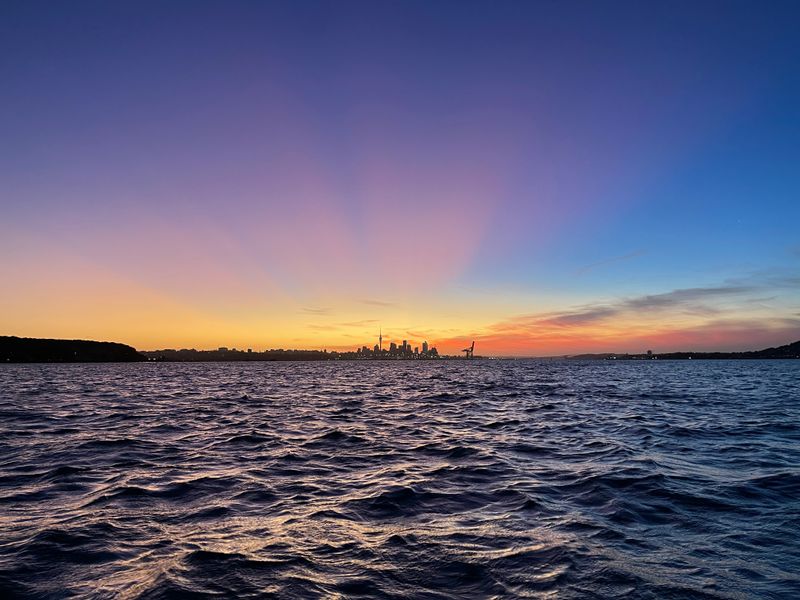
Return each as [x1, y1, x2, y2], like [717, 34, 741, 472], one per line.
[1, 360, 799, 599]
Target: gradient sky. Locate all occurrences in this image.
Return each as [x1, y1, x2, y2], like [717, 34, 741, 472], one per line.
[2, 1, 799, 355]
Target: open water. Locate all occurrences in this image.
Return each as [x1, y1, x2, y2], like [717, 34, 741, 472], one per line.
[0, 360, 798, 599]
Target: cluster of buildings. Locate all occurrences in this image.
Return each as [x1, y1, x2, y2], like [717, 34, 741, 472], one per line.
[353, 336, 439, 359]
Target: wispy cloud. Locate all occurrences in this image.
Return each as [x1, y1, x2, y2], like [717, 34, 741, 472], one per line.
[338, 319, 379, 327]
[621, 285, 755, 311]
[307, 323, 338, 331]
[361, 299, 395, 307]
[537, 306, 620, 327]
[744, 296, 777, 304]
[488, 284, 757, 331]
[405, 329, 437, 339]
[301, 307, 331, 315]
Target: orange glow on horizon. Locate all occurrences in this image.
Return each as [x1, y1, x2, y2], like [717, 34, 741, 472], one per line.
[2, 229, 797, 356]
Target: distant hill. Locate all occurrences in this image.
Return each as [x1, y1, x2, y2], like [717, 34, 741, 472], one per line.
[560, 340, 800, 360]
[0, 336, 145, 363]
[141, 348, 334, 361]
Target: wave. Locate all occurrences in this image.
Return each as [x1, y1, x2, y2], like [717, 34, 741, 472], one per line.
[1, 360, 798, 598]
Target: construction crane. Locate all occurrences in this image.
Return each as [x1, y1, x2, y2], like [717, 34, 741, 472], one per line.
[462, 341, 475, 359]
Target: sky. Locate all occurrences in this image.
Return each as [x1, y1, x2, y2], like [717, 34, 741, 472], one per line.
[1, 0, 799, 355]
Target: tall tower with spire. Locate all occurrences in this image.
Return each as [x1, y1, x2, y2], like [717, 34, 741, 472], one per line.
[379, 327, 382, 352]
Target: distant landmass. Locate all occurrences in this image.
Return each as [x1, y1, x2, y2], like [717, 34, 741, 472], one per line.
[558, 340, 800, 360]
[141, 347, 455, 362]
[144, 338, 453, 361]
[1, 336, 145, 363]
[143, 348, 333, 362]
[1, 336, 798, 363]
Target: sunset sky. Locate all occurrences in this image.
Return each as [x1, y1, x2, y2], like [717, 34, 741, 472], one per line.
[2, 1, 799, 355]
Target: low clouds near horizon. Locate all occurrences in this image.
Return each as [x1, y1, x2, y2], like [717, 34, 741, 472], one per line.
[435, 274, 800, 355]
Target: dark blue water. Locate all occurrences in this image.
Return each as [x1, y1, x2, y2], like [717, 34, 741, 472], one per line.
[1, 360, 798, 599]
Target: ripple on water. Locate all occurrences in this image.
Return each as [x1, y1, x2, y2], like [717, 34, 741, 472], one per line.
[0, 360, 799, 598]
